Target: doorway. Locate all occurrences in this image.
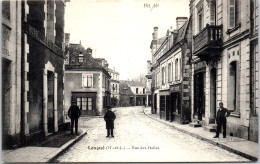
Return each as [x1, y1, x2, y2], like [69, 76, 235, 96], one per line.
[194, 72, 206, 120]
[210, 68, 217, 123]
[47, 71, 54, 133]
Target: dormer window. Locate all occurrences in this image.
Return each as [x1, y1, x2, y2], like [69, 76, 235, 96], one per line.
[78, 52, 83, 63]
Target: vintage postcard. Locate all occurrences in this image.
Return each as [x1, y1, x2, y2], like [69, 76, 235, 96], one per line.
[1, 0, 258, 163]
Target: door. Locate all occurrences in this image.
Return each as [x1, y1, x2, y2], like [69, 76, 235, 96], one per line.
[47, 71, 54, 133]
[166, 95, 170, 121]
[194, 72, 205, 120]
[210, 68, 217, 123]
[154, 94, 157, 114]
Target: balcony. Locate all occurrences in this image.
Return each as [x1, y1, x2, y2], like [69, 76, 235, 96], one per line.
[24, 23, 64, 57]
[193, 25, 223, 59]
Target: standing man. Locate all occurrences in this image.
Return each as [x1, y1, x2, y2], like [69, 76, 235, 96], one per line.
[68, 101, 81, 135]
[104, 106, 116, 137]
[214, 102, 233, 138]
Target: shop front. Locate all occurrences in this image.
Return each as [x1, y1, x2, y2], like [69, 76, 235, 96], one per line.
[159, 90, 170, 121]
[170, 84, 182, 123]
[71, 92, 97, 116]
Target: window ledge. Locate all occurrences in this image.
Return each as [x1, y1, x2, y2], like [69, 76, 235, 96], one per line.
[226, 23, 241, 35]
[229, 112, 240, 118]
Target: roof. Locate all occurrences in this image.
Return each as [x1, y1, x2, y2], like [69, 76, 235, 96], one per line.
[176, 18, 190, 43]
[121, 80, 146, 87]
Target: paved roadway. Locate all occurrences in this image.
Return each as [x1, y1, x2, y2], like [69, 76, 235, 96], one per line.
[56, 106, 249, 162]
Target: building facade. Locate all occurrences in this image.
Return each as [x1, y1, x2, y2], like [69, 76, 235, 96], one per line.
[119, 80, 135, 106]
[64, 41, 111, 116]
[2, 0, 22, 149]
[189, 0, 258, 142]
[145, 60, 152, 106]
[108, 68, 120, 107]
[20, 0, 68, 146]
[150, 17, 192, 124]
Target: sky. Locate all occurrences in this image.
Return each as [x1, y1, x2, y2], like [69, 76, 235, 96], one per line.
[65, 0, 189, 80]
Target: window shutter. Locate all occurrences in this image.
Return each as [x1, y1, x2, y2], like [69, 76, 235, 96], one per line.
[229, 0, 235, 28]
[210, 0, 216, 25]
[235, 0, 240, 25]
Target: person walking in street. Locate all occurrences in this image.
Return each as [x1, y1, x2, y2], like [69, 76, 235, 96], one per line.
[104, 106, 116, 137]
[214, 102, 234, 138]
[68, 101, 81, 135]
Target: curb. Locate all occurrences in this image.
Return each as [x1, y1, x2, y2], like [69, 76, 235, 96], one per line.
[143, 108, 258, 161]
[47, 131, 88, 162]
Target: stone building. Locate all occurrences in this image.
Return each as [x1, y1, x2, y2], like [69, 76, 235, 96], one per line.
[2, 0, 22, 149]
[119, 81, 135, 106]
[64, 40, 111, 116]
[108, 68, 120, 107]
[19, 0, 68, 146]
[189, 0, 258, 142]
[150, 17, 192, 124]
[145, 60, 152, 106]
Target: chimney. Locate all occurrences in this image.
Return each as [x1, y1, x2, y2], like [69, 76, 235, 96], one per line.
[176, 17, 188, 30]
[65, 33, 70, 44]
[153, 27, 158, 40]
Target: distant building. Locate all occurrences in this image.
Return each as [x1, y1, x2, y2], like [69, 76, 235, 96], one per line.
[149, 17, 192, 124]
[64, 40, 111, 116]
[119, 81, 135, 106]
[145, 60, 152, 106]
[119, 81, 146, 106]
[108, 68, 120, 107]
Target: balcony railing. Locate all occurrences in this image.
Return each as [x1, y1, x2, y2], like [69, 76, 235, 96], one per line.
[24, 23, 64, 57]
[193, 25, 223, 56]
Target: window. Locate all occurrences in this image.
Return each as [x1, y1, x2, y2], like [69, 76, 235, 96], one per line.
[78, 57, 83, 63]
[136, 88, 139, 94]
[76, 97, 92, 111]
[229, 0, 240, 28]
[251, 0, 258, 34]
[82, 74, 93, 87]
[175, 59, 179, 81]
[228, 61, 239, 113]
[197, 4, 204, 32]
[143, 88, 145, 94]
[168, 63, 172, 82]
[116, 84, 117, 92]
[2, 0, 10, 20]
[162, 67, 165, 84]
[210, 0, 216, 25]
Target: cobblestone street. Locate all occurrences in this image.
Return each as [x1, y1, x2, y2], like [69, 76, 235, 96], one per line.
[56, 106, 249, 162]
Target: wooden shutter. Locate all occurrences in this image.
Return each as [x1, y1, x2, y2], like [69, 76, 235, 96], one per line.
[210, 0, 216, 25]
[229, 0, 235, 28]
[235, 0, 240, 25]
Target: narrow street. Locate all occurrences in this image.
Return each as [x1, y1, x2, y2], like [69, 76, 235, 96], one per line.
[56, 106, 249, 162]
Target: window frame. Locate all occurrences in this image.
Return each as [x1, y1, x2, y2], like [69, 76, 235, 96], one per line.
[82, 74, 93, 88]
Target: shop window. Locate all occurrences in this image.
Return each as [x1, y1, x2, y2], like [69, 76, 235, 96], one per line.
[82, 74, 93, 88]
[76, 97, 92, 111]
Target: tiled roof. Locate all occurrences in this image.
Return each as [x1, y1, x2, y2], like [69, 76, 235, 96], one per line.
[176, 18, 190, 43]
[121, 80, 146, 87]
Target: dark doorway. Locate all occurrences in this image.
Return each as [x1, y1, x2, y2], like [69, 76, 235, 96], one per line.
[154, 94, 157, 114]
[194, 72, 206, 120]
[2, 59, 11, 148]
[166, 95, 170, 121]
[47, 71, 54, 133]
[210, 68, 217, 123]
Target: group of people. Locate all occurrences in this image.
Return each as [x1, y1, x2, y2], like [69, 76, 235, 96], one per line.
[68, 100, 232, 138]
[68, 101, 116, 137]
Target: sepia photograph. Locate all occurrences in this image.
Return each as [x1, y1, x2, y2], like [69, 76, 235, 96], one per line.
[1, 0, 259, 163]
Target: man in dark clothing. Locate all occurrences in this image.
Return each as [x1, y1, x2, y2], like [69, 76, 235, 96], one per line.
[68, 101, 81, 135]
[104, 106, 116, 137]
[214, 102, 234, 138]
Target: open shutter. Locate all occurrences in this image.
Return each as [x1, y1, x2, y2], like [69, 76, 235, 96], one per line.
[229, 0, 235, 28]
[210, 0, 216, 25]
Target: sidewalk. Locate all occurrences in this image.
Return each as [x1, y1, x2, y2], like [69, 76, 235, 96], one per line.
[2, 122, 88, 163]
[143, 107, 259, 161]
